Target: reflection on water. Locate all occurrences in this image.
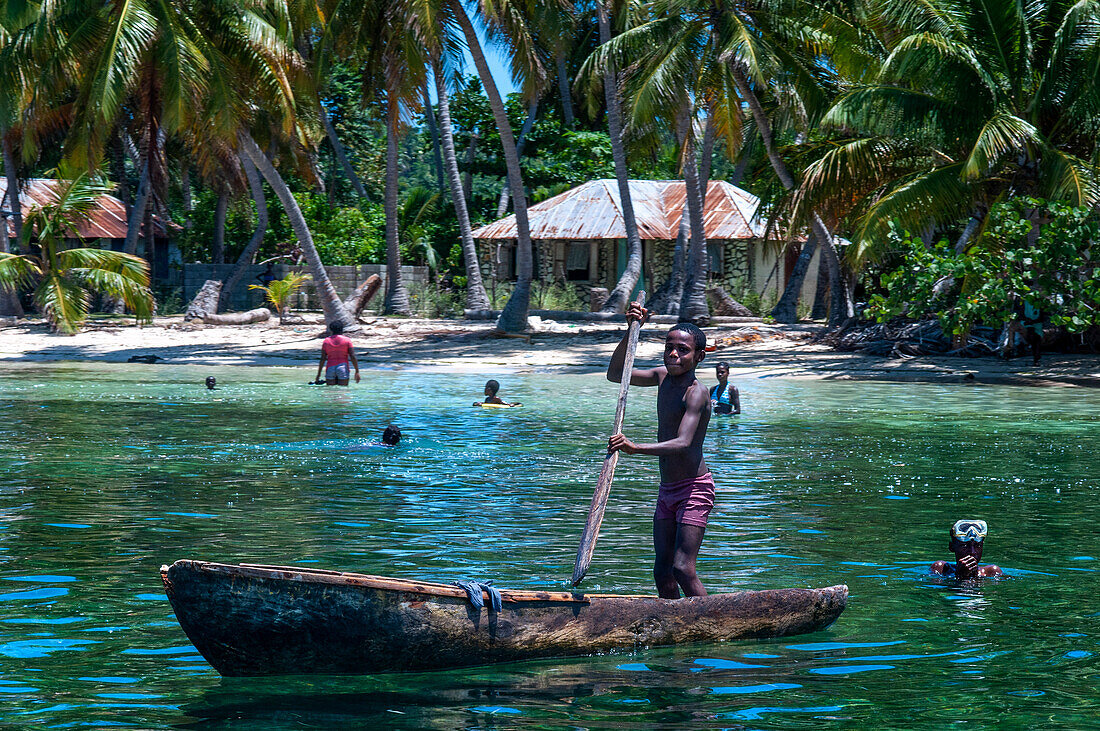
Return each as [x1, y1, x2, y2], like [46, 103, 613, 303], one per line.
[0, 362, 1098, 727]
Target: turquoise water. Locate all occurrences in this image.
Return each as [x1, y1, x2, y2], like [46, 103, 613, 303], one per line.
[1, 362, 1098, 728]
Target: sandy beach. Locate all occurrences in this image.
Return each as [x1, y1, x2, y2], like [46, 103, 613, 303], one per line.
[2, 314, 1099, 385]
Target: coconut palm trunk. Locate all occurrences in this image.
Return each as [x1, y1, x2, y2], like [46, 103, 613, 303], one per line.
[729, 65, 851, 325]
[219, 153, 269, 312]
[556, 53, 575, 127]
[1, 136, 22, 243]
[320, 105, 369, 199]
[771, 235, 817, 322]
[433, 59, 491, 310]
[420, 80, 446, 194]
[382, 84, 411, 315]
[597, 1, 644, 314]
[212, 191, 229, 264]
[238, 130, 356, 330]
[495, 100, 538, 218]
[123, 162, 152, 256]
[449, 0, 534, 332]
[0, 134, 22, 316]
[677, 104, 710, 324]
[181, 165, 193, 229]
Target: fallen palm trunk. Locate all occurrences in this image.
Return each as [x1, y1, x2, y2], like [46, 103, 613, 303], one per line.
[201, 308, 270, 325]
[185, 280, 224, 322]
[162, 560, 848, 676]
[342, 274, 382, 319]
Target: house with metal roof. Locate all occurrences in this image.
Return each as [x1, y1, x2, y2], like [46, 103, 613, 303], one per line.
[470, 179, 820, 307]
[1, 178, 177, 279]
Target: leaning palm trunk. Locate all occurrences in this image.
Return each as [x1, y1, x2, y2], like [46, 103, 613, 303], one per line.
[729, 65, 852, 325]
[212, 191, 228, 264]
[320, 106, 369, 199]
[383, 84, 410, 315]
[1, 136, 22, 242]
[123, 162, 152, 256]
[449, 0, 534, 332]
[238, 130, 356, 331]
[420, 80, 446, 194]
[648, 214, 687, 315]
[0, 135, 22, 316]
[495, 100, 538, 218]
[770, 235, 817, 322]
[218, 153, 269, 312]
[598, 1, 644, 314]
[556, 53, 575, 128]
[433, 58, 490, 310]
[677, 105, 710, 324]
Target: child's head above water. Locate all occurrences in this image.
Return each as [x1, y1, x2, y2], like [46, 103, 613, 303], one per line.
[484, 379, 500, 397]
[205, 376, 216, 390]
[381, 425, 401, 446]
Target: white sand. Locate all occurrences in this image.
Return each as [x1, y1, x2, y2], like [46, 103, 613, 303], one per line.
[2, 314, 1098, 385]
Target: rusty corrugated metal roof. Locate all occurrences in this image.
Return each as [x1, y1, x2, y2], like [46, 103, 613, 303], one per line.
[471, 179, 770, 240]
[0, 178, 174, 239]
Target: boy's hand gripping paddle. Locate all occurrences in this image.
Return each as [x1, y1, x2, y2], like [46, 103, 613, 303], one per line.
[572, 291, 646, 586]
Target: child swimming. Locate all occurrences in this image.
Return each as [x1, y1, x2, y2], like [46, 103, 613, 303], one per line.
[473, 379, 521, 407]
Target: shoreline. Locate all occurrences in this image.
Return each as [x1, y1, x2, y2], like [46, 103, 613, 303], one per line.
[2, 315, 1099, 386]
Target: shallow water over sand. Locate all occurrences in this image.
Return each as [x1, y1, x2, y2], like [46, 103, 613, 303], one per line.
[1, 362, 1098, 728]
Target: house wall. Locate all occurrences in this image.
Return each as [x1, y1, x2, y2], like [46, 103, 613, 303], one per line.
[475, 237, 820, 312]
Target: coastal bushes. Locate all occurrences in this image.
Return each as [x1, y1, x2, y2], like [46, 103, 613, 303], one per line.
[867, 198, 1100, 341]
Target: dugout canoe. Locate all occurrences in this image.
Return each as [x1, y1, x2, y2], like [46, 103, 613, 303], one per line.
[160, 560, 847, 676]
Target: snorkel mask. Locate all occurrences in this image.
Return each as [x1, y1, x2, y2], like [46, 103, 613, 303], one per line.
[952, 519, 987, 543]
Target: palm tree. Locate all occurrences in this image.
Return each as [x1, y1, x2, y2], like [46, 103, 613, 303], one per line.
[0, 171, 153, 333]
[431, 57, 491, 310]
[794, 0, 1100, 268]
[595, 0, 645, 315]
[585, 5, 719, 323]
[446, 0, 544, 332]
[250, 272, 310, 322]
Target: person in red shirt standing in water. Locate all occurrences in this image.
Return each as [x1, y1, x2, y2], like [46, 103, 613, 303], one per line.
[314, 322, 361, 386]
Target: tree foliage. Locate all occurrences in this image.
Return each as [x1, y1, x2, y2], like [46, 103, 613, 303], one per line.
[868, 198, 1100, 336]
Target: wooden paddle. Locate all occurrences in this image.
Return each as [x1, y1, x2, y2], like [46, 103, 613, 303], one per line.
[572, 290, 646, 586]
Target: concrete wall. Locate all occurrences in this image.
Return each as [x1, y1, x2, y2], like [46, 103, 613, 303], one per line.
[182, 263, 429, 312]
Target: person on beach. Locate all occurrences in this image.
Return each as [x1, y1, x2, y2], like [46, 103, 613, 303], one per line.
[381, 425, 401, 446]
[205, 376, 216, 390]
[474, 379, 520, 407]
[606, 301, 713, 598]
[315, 322, 360, 386]
[931, 519, 1003, 579]
[710, 362, 740, 415]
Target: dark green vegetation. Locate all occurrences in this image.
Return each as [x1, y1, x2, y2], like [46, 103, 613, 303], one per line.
[1, 365, 1099, 726]
[3, 0, 1100, 333]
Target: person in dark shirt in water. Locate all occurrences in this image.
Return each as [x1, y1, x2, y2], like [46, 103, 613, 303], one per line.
[709, 362, 740, 415]
[931, 519, 1004, 579]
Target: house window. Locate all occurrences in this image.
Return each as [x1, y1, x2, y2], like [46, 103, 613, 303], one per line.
[566, 243, 590, 281]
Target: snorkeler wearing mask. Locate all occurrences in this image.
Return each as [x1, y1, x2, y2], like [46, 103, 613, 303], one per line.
[931, 520, 1003, 579]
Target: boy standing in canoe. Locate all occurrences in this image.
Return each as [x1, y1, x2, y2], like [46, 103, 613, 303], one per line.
[607, 302, 713, 598]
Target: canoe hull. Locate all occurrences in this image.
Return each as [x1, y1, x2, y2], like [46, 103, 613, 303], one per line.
[162, 560, 847, 676]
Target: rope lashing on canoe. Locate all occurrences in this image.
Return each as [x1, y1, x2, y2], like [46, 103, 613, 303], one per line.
[453, 580, 502, 612]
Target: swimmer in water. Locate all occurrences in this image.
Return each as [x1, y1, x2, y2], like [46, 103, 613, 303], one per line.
[205, 376, 216, 390]
[931, 519, 1004, 579]
[473, 379, 520, 407]
[381, 425, 401, 446]
[709, 362, 740, 415]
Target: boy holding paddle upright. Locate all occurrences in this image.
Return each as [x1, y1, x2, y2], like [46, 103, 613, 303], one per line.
[607, 301, 713, 598]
